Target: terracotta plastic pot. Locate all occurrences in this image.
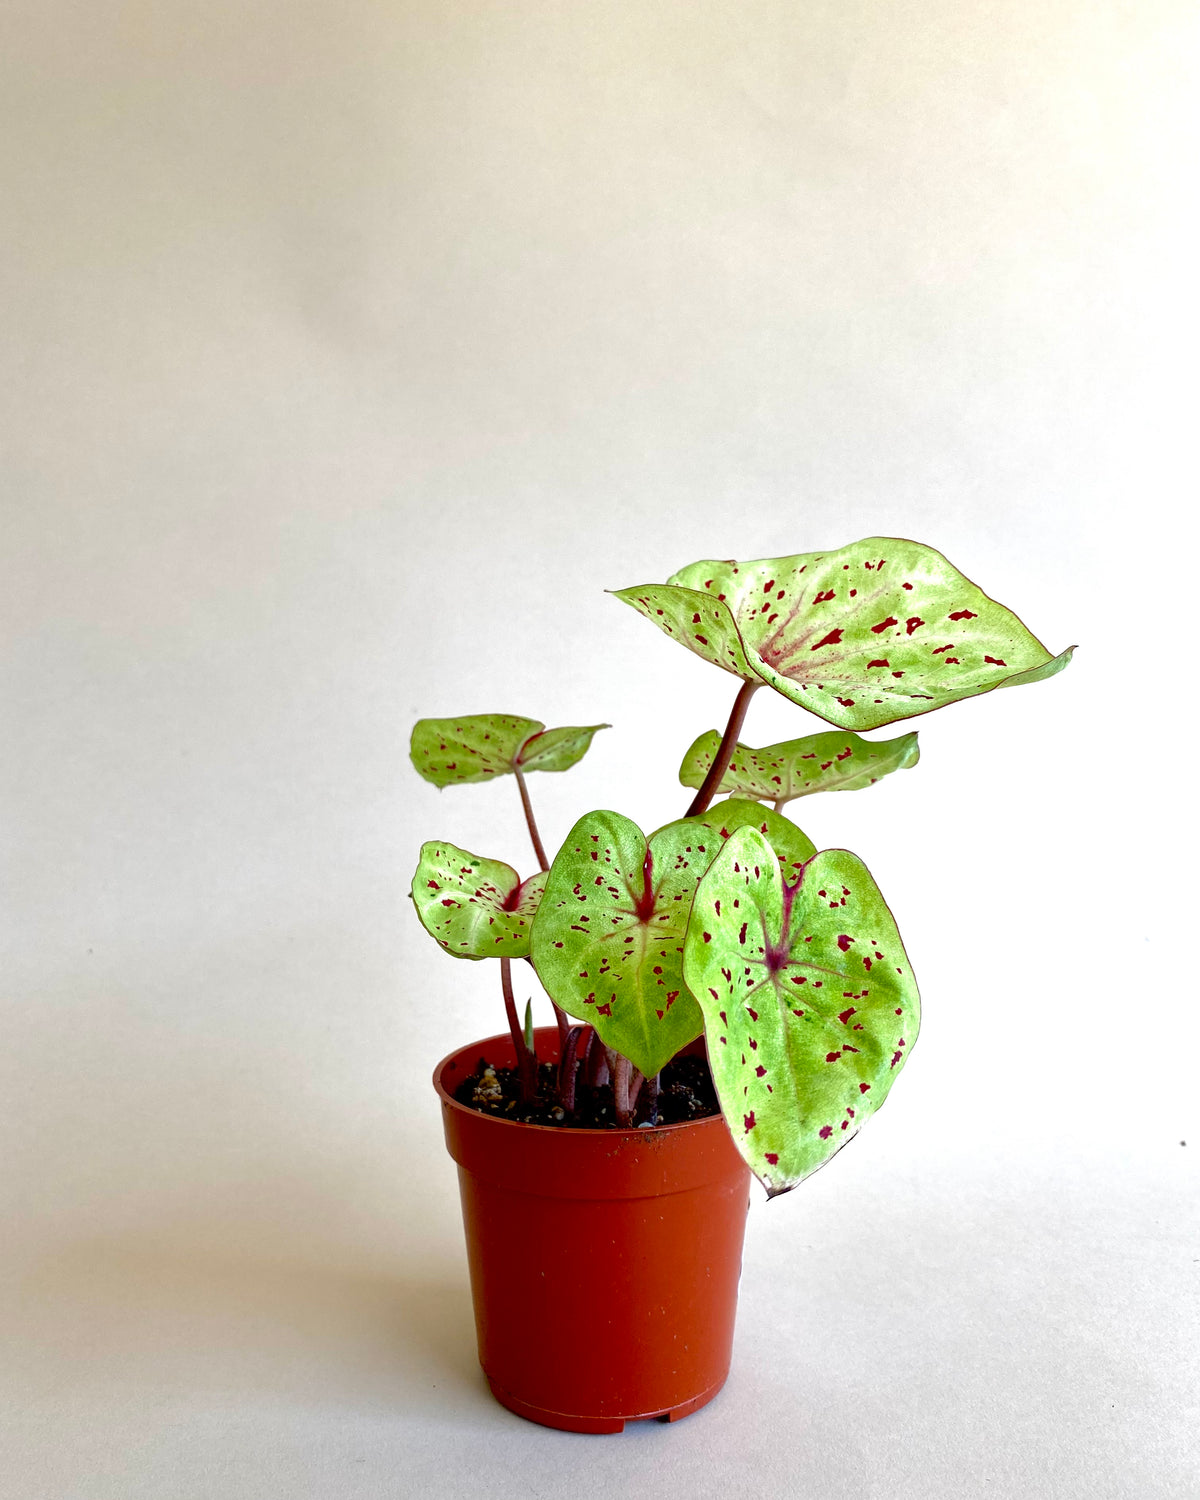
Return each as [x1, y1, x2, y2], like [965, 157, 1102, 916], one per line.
[435, 1025, 752, 1433]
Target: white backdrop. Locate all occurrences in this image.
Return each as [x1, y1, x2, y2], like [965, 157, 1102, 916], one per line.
[2, 2, 1197, 1496]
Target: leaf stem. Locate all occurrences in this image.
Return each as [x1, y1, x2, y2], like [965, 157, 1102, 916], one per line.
[685, 679, 762, 817]
[500, 957, 536, 1100]
[514, 766, 549, 871]
[558, 1026, 583, 1113]
[613, 1054, 637, 1126]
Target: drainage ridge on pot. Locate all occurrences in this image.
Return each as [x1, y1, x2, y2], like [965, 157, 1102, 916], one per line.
[434, 1026, 752, 1433]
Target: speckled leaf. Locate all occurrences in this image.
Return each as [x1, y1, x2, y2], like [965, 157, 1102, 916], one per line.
[411, 841, 547, 959]
[679, 729, 919, 805]
[614, 537, 1073, 731]
[517, 723, 610, 774]
[683, 826, 919, 1196]
[649, 798, 817, 885]
[410, 715, 607, 787]
[529, 802, 816, 1078]
[529, 810, 705, 1078]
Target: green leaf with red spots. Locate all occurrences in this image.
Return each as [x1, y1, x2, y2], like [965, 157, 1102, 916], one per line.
[529, 801, 815, 1078]
[679, 728, 919, 805]
[683, 826, 920, 1196]
[614, 538, 1073, 731]
[410, 715, 608, 788]
[411, 841, 547, 960]
[649, 797, 817, 883]
[529, 810, 705, 1078]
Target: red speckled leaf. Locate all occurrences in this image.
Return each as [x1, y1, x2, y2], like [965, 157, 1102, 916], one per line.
[683, 826, 920, 1196]
[410, 714, 607, 788]
[679, 728, 919, 805]
[529, 810, 704, 1078]
[517, 723, 610, 774]
[411, 840, 547, 959]
[614, 538, 1073, 731]
[649, 797, 817, 883]
[529, 801, 816, 1078]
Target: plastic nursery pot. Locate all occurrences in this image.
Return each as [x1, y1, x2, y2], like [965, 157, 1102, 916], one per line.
[434, 1024, 752, 1434]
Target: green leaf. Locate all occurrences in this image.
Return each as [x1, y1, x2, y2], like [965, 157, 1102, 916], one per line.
[529, 800, 815, 1078]
[529, 810, 704, 1078]
[517, 723, 610, 774]
[411, 841, 547, 959]
[649, 798, 817, 883]
[679, 728, 919, 805]
[683, 826, 920, 1196]
[410, 714, 608, 788]
[614, 537, 1073, 731]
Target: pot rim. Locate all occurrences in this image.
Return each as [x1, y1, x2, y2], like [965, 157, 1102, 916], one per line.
[433, 1026, 731, 1140]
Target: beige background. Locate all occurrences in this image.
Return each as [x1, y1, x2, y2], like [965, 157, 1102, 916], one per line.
[2, 2, 1197, 1495]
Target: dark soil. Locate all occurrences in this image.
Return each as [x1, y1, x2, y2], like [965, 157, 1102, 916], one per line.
[453, 1051, 720, 1128]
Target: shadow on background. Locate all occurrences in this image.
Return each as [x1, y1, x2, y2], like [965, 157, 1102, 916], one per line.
[11, 1238, 484, 1417]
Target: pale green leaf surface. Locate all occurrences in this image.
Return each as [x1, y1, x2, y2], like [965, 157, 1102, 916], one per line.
[411, 841, 547, 959]
[649, 798, 817, 882]
[529, 810, 705, 1078]
[410, 715, 607, 787]
[410, 715, 544, 787]
[529, 801, 816, 1077]
[683, 827, 920, 1196]
[679, 729, 919, 803]
[609, 584, 755, 679]
[616, 537, 1071, 731]
[517, 723, 610, 774]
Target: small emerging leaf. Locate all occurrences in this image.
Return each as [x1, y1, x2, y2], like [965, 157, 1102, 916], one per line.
[411, 714, 608, 788]
[614, 537, 1073, 731]
[683, 826, 920, 1196]
[529, 801, 816, 1078]
[679, 728, 919, 805]
[411, 841, 547, 959]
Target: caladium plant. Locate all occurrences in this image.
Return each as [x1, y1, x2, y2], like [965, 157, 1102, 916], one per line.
[410, 536, 1072, 1194]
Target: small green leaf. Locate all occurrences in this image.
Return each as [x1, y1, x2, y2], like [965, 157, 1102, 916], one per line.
[615, 538, 1072, 731]
[679, 728, 919, 805]
[410, 714, 608, 788]
[683, 825, 920, 1196]
[529, 801, 815, 1078]
[411, 841, 547, 959]
[523, 999, 535, 1052]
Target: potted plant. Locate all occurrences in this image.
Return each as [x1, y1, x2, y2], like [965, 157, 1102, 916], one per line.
[410, 536, 1073, 1433]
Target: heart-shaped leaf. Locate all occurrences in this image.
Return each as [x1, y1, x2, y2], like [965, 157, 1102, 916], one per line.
[613, 537, 1073, 731]
[529, 810, 705, 1079]
[529, 801, 816, 1078]
[683, 825, 920, 1196]
[411, 715, 608, 788]
[411, 841, 547, 959]
[679, 728, 919, 805]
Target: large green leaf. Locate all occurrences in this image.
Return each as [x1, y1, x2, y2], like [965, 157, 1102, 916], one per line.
[529, 800, 816, 1078]
[683, 826, 919, 1196]
[679, 728, 919, 805]
[613, 537, 1073, 731]
[410, 714, 608, 788]
[411, 841, 547, 959]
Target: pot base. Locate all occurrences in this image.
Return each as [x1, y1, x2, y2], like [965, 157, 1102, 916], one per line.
[487, 1375, 727, 1433]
